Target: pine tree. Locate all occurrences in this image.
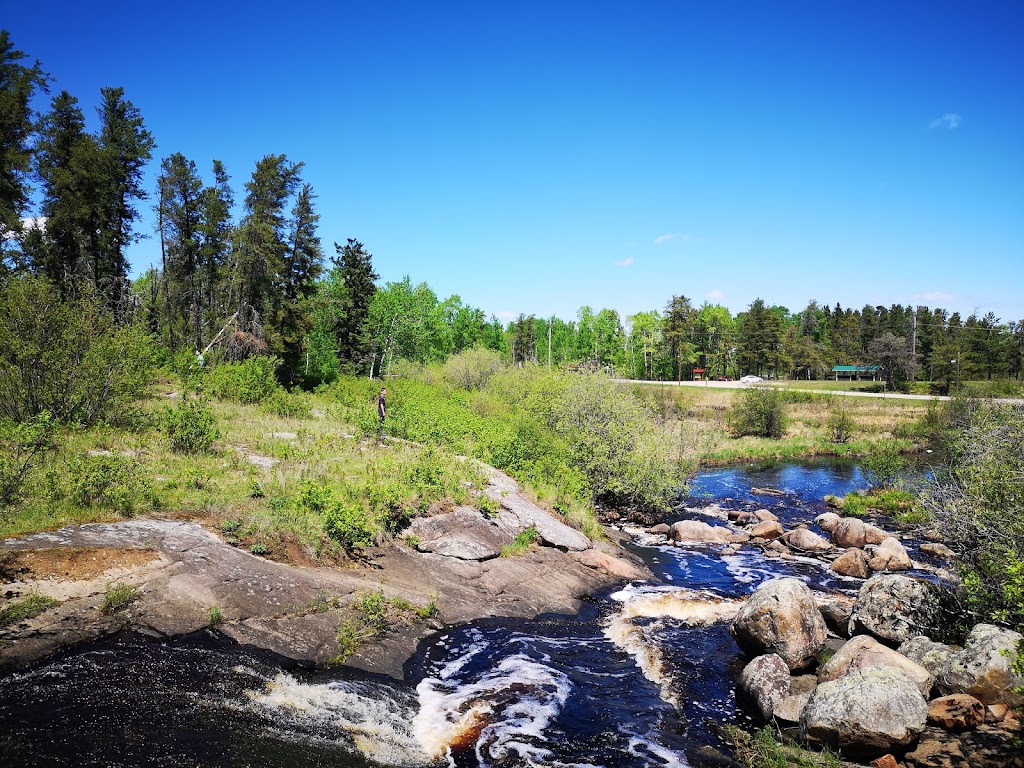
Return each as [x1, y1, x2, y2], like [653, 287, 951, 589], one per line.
[156, 153, 204, 350]
[276, 183, 322, 381]
[198, 160, 233, 326]
[0, 31, 49, 272]
[96, 87, 155, 314]
[333, 239, 378, 374]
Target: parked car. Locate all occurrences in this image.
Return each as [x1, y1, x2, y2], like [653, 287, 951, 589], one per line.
[718, 375, 732, 381]
[739, 375, 763, 384]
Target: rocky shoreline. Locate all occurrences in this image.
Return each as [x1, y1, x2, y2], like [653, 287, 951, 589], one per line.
[0, 467, 647, 680]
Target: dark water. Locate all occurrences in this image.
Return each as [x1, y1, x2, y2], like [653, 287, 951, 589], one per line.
[1, 460, 909, 768]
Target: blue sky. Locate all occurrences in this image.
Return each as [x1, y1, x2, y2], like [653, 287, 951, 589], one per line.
[6, 1, 1023, 324]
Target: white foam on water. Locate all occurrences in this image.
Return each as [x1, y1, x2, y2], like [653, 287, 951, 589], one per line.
[626, 734, 692, 767]
[247, 672, 431, 766]
[413, 652, 572, 766]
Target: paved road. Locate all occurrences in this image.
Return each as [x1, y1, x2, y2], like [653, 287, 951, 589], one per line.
[616, 379, 1024, 404]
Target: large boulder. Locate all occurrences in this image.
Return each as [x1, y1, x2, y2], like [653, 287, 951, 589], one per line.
[785, 528, 831, 553]
[749, 520, 784, 540]
[815, 511, 842, 531]
[832, 518, 868, 549]
[863, 524, 890, 545]
[818, 635, 935, 697]
[868, 537, 912, 572]
[731, 578, 827, 671]
[738, 653, 791, 720]
[926, 694, 985, 731]
[800, 666, 929, 756]
[848, 575, 941, 645]
[899, 636, 957, 679]
[831, 548, 870, 579]
[571, 549, 647, 580]
[670, 520, 733, 544]
[937, 624, 1024, 706]
[407, 507, 513, 560]
[819, 601, 853, 638]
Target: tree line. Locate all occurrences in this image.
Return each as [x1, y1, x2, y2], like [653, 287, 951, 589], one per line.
[2, 29, 1022, 393]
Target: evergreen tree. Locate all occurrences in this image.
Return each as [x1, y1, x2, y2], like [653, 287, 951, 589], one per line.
[96, 87, 155, 314]
[662, 295, 697, 382]
[156, 153, 204, 350]
[32, 91, 102, 293]
[276, 183, 323, 381]
[0, 31, 49, 272]
[233, 154, 302, 337]
[198, 160, 234, 326]
[333, 238, 378, 374]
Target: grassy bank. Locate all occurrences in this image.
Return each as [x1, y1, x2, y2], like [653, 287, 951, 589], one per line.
[629, 382, 933, 465]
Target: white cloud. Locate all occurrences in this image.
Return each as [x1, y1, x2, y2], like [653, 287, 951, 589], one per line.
[615, 256, 634, 267]
[496, 310, 516, 320]
[930, 113, 961, 130]
[706, 289, 725, 301]
[653, 233, 690, 245]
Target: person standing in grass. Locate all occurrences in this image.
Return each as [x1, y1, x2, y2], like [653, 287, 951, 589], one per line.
[378, 387, 387, 439]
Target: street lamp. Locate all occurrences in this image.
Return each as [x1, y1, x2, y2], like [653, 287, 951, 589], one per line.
[950, 358, 960, 393]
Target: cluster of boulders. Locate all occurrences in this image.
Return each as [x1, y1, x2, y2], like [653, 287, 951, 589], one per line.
[637, 501, 941, 582]
[733, 576, 1023, 766]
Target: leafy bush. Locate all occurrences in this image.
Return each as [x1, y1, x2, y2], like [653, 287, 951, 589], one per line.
[0, 411, 56, 510]
[206, 356, 282, 404]
[501, 525, 538, 557]
[827, 402, 855, 443]
[728, 386, 787, 439]
[861, 444, 907, 489]
[0, 277, 156, 425]
[63, 454, 154, 514]
[922, 400, 1024, 637]
[163, 397, 219, 453]
[443, 346, 505, 390]
[261, 389, 312, 418]
[298, 481, 375, 551]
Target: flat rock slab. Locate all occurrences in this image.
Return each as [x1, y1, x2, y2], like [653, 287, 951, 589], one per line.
[2, 512, 628, 679]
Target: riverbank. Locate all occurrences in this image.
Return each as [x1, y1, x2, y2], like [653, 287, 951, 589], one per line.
[0, 463, 647, 679]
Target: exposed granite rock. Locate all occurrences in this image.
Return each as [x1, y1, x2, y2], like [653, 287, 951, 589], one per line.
[848, 575, 941, 645]
[738, 652, 791, 720]
[937, 623, 1024, 706]
[407, 506, 513, 560]
[927, 694, 986, 731]
[818, 634, 934, 697]
[831, 548, 870, 579]
[731, 577, 827, 671]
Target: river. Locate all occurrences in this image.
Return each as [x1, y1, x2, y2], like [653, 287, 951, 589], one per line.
[0, 461, 934, 767]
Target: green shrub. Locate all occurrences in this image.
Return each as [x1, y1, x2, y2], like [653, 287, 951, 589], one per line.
[0, 277, 156, 426]
[208, 606, 223, 625]
[862, 444, 907, 489]
[163, 397, 219, 453]
[729, 386, 787, 439]
[64, 454, 154, 514]
[298, 481, 375, 551]
[0, 411, 56, 510]
[171, 347, 206, 393]
[827, 402, 855, 443]
[442, 346, 505, 390]
[922, 400, 1024, 639]
[206, 356, 282, 404]
[261, 389, 311, 418]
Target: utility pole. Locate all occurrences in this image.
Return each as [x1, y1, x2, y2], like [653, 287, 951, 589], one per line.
[548, 316, 552, 370]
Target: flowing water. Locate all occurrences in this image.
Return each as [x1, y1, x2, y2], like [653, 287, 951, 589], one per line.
[0, 461, 932, 768]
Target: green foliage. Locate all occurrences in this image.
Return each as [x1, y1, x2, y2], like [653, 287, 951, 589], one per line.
[171, 348, 206, 393]
[206, 356, 282, 404]
[163, 396, 219, 453]
[0, 411, 56, 509]
[261, 389, 311, 418]
[443, 346, 505, 390]
[861, 444, 907, 489]
[0, 593, 59, 628]
[208, 606, 223, 625]
[922, 400, 1024, 646]
[727, 725, 842, 768]
[298, 481, 374, 551]
[62, 453, 154, 514]
[250, 542, 268, 556]
[729, 386, 787, 439]
[101, 582, 139, 614]
[826, 402, 854, 443]
[0, 277, 156, 425]
[501, 525, 538, 557]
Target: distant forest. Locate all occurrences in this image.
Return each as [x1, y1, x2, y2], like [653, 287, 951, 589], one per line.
[3, 30, 1022, 392]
